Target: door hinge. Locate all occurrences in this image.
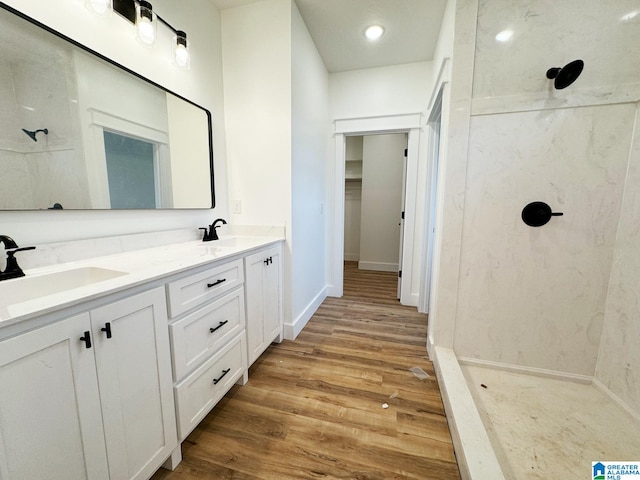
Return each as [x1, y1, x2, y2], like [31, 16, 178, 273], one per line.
[398, 270, 402, 278]
[404, 148, 408, 157]
[401, 211, 405, 220]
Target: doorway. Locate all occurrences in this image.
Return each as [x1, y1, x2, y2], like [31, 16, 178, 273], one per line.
[343, 133, 408, 298]
[329, 113, 423, 306]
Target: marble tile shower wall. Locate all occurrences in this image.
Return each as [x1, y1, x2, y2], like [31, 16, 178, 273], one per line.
[597, 107, 640, 416]
[453, 0, 640, 383]
[0, 42, 87, 210]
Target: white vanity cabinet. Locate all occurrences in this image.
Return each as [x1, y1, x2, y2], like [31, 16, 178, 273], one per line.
[244, 245, 283, 366]
[89, 287, 177, 480]
[167, 259, 248, 440]
[0, 313, 109, 480]
[0, 287, 177, 480]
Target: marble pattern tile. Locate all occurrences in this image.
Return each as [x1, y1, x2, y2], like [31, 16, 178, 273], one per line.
[597, 104, 640, 416]
[463, 364, 640, 480]
[454, 103, 635, 375]
[0, 151, 33, 209]
[473, 0, 640, 100]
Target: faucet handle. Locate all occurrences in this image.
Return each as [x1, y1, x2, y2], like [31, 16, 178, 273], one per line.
[2, 246, 35, 279]
[199, 227, 212, 242]
[6, 246, 36, 254]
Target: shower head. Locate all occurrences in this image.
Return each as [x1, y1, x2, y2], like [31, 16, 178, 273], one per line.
[546, 60, 584, 90]
[21, 128, 48, 142]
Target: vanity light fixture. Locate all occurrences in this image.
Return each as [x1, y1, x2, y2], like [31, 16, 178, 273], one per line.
[365, 25, 384, 41]
[99, 0, 191, 67]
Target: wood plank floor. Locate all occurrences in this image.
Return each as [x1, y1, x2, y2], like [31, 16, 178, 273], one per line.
[152, 262, 460, 479]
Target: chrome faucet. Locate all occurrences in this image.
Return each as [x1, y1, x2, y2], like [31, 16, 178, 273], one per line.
[199, 218, 227, 242]
[0, 235, 36, 281]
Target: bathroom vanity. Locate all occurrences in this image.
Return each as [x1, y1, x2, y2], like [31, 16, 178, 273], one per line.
[0, 235, 284, 480]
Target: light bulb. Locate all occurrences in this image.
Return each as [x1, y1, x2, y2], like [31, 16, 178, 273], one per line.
[175, 30, 190, 68]
[86, 0, 111, 14]
[136, 1, 156, 45]
[175, 44, 189, 67]
[138, 18, 155, 44]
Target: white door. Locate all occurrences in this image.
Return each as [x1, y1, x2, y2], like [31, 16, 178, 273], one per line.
[0, 314, 109, 480]
[90, 287, 177, 480]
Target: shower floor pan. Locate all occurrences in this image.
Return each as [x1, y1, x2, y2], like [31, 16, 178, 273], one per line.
[461, 364, 640, 480]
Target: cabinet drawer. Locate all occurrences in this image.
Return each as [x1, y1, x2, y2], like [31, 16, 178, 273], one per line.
[174, 333, 247, 440]
[169, 287, 245, 381]
[167, 259, 243, 317]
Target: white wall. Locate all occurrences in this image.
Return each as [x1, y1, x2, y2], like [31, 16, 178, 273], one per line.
[222, 0, 329, 336]
[330, 62, 432, 120]
[222, 0, 291, 229]
[0, 0, 227, 245]
[290, 1, 329, 335]
[359, 134, 405, 272]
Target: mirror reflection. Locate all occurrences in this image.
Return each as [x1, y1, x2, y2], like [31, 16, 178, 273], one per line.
[0, 4, 214, 210]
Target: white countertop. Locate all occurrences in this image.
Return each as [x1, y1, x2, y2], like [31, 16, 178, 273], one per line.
[0, 235, 283, 329]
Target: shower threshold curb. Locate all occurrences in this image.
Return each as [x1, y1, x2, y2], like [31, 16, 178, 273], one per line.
[432, 346, 505, 480]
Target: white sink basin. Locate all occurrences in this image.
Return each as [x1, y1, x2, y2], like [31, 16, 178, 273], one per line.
[0, 267, 128, 307]
[210, 237, 261, 248]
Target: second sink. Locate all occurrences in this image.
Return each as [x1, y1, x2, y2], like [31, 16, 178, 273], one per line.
[0, 267, 128, 308]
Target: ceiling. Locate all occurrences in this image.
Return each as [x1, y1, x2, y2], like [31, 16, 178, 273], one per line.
[210, 0, 448, 73]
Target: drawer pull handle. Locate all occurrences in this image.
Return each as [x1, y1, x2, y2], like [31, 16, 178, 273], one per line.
[101, 322, 112, 339]
[207, 278, 226, 288]
[209, 320, 229, 333]
[213, 368, 231, 385]
[79, 331, 92, 349]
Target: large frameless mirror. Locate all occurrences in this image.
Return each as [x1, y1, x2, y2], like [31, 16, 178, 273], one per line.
[0, 3, 214, 210]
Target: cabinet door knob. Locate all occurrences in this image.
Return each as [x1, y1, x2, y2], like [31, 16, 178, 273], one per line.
[213, 368, 231, 385]
[209, 320, 229, 333]
[207, 278, 226, 288]
[101, 322, 112, 339]
[79, 331, 92, 349]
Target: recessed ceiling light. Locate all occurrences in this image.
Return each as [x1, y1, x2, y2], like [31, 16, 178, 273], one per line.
[365, 25, 384, 41]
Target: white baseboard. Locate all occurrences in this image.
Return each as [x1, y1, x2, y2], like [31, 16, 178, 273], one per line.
[283, 286, 328, 341]
[344, 253, 360, 261]
[457, 356, 593, 384]
[593, 377, 640, 423]
[358, 261, 398, 272]
[402, 292, 419, 307]
[326, 284, 341, 297]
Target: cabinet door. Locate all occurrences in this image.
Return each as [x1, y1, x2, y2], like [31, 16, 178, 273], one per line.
[263, 248, 282, 346]
[245, 246, 283, 366]
[0, 314, 109, 480]
[90, 288, 177, 480]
